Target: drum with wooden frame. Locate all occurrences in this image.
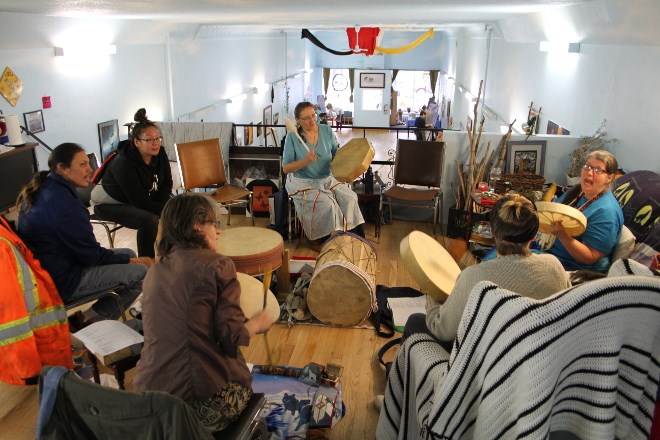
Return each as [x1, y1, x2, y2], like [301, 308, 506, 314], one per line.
[536, 201, 588, 237]
[330, 138, 375, 183]
[307, 232, 377, 327]
[216, 226, 284, 275]
[236, 272, 280, 324]
[400, 231, 461, 303]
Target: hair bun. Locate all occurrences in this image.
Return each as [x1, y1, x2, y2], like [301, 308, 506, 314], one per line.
[134, 108, 148, 123]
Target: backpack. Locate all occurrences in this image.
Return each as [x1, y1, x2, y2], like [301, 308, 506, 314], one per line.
[91, 151, 117, 185]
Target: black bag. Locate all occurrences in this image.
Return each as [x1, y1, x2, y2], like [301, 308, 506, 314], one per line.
[377, 337, 401, 379]
[373, 284, 424, 338]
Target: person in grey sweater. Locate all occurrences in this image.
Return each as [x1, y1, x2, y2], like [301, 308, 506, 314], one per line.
[410, 194, 570, 346]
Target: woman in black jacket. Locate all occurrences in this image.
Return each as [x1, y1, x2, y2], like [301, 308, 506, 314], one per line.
[92, 109, 173, 257]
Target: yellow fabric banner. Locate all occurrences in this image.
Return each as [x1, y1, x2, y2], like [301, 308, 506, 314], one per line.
[375, 29, 434, 55]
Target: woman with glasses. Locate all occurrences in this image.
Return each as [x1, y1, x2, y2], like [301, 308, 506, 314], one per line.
[135, 193, 273, 432]
[283, 101, 365, 250]
[547, 150, 623, 272]
[92, 108, 173, 257]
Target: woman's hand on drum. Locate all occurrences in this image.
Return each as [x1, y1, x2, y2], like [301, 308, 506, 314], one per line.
[549, 220, 569, 240]
[245, 309, 275, 337]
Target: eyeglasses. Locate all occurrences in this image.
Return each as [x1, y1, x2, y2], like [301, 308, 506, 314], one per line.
[582, 164, 608, 175]
[297, 115, 316, 122]
[138, 136, 163, 144]
[204, 220, 222, 229]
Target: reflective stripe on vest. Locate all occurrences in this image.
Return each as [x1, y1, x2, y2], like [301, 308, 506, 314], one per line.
[0, 238, 67, 346]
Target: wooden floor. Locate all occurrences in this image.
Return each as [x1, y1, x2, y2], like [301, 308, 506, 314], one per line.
[0, 128, 454, 439]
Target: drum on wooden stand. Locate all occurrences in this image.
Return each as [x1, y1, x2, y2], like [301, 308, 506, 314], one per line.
[400, 231, 461, 303]
[330, 138, 375, 183]
[236, 272, 281, 323]
[307, 232, 377, 327]
[216, 226, 284, 275]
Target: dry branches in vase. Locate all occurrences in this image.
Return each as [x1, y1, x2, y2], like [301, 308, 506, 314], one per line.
[566, 119, 616, 179]
[451, 80, 491, 211]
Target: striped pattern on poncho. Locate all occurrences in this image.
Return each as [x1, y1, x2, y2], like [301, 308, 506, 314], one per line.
[377, 259, 660, 440]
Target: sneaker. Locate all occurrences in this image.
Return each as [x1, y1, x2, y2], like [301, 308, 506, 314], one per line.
[373, 394, 384, 411]
[67, 311, 91, 333]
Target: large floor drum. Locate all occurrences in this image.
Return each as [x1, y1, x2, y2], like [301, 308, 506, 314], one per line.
[307, 232, 377, 327]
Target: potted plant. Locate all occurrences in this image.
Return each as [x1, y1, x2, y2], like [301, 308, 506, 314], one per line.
[566, 120, 616, 186]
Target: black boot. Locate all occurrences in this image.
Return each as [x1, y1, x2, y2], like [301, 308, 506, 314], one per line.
[348, 224, 365, 238]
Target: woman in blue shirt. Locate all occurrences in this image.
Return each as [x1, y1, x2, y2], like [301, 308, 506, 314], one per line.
[547, 150, 623, 272]
[283, 102, 365, 249]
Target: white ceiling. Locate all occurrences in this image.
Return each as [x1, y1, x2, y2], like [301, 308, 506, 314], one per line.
[0, 0, 658, 48]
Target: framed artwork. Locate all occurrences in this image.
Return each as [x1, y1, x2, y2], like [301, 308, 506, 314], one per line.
[0, 67, 23, 106]
[263, 105, 273, 126]
[360, 72, 385, 89]
[546, 120, 571, 135]
[97, 119, 120, 160]
[506, 140, 547, 175]
[257, 122, 263, 138]
[24, 110, 45, 133]
[244, 124, 253, 146]
[273, 113, 280, 125]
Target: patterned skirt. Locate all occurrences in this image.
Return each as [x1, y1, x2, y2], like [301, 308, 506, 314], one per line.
[189, 382, 252, 432]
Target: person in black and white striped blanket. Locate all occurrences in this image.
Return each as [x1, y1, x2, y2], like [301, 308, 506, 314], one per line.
[377, 259, 660, 440]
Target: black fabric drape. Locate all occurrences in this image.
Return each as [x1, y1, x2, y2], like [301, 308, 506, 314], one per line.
[429, 70, 439, 98]
[301, 29, 353, 56]
[349, 68, 355, 102]
[323, 68, 330, 97]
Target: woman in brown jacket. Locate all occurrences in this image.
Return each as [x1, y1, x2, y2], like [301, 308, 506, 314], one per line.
[134, 193, 273, 431]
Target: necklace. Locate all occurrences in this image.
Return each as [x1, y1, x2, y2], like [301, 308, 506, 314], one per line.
[569, 191, 605, 212]
[304, 129, 319, 147]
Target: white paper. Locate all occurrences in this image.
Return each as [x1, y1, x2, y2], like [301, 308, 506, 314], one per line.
[73, 320, 143, 357]
[387, 296, 426, 328]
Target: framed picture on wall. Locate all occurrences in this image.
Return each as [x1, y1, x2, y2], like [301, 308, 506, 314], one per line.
[23, 110, 45, 133]
[263, 105, 272, 126]
[506, 140, 547, 175]
[98, 119, 120, 160]
[359, 72, 385, 88]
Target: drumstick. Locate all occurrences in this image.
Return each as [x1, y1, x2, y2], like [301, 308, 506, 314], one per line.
[262, 270, 276, 368]
[284, 117, 310, 153]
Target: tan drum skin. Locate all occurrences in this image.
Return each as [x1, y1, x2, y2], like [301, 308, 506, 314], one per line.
[400, 231, 461, 303]
[307, 233, 377, 327]
[330, 138, 375, 183]
[236, 272, 280, 324]
[216, 227, 284, 275]
[536, 201, 587, 237]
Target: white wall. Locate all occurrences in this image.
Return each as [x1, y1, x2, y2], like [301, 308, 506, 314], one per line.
[0, 43, 168, 168]
[480, 35, 660, 173]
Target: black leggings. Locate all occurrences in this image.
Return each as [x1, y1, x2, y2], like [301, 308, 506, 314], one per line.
[94, 204, 159, 258]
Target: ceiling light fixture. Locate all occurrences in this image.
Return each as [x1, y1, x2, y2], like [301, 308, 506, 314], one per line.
[54, 45, 116, 57]
[539, 41, 580, 53]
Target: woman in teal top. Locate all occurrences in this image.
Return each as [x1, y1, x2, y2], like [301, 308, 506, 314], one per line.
[283, 102, 365, 247]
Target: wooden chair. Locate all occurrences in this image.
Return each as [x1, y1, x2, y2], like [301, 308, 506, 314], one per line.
[175, 138, 253, 226]
[382, 139, 445, 235]
[77, 153, 123, 247]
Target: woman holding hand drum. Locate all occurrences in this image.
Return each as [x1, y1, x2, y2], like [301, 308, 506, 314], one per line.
[283, 101, 365, 250]
[411, 194, 570, 346]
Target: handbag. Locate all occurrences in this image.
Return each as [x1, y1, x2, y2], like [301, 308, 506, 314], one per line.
[372, 284, 424, 338]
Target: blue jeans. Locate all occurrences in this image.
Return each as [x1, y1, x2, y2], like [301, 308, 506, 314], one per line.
[67, 248, 147, 319]
[94, 204, 159, 258]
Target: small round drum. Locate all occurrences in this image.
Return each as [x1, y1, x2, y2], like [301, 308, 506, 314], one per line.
[307, 232, 377, 327]
[216, 227, 284, 275]
[331, 138, 375, 183]
[536, 201, 587, 237]
[236, 272, 280, 323]
[400, 231, 461, 302]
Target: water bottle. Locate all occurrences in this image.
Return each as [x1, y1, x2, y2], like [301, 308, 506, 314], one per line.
[365, 167, 374, 194]
[489, 167, 502, 192]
